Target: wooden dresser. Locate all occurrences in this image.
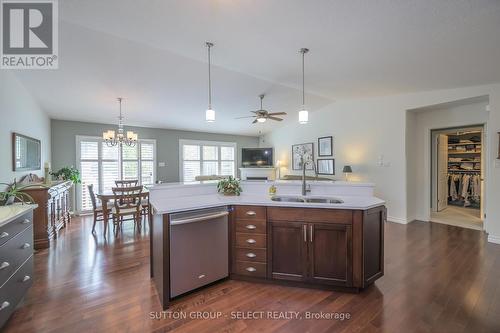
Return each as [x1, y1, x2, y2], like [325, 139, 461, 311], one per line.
[0, 205, 35, 328]
[21, 181, 72, 249]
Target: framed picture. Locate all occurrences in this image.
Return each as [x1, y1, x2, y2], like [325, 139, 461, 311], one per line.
[292, 142, 314, 170]
[317, 159, 335, 175]
[318, 136, 333, 156]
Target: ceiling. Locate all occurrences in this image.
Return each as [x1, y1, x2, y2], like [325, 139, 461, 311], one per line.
[13, 0, 500, 136]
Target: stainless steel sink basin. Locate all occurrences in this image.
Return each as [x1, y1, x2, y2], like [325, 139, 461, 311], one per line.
[304, 197, 344, 204]
[270, 195, 306, 202]
[270, 195, 343, 204]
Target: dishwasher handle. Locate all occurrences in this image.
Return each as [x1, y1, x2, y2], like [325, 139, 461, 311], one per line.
[170, 211, 229, 225]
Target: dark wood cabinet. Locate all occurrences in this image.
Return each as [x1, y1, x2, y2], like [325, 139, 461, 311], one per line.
[268, 221, 308, 282]
[21, 181, 72, 249]
[308, 223, 352, 286]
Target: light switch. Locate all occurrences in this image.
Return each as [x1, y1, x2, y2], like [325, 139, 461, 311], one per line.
[495, 160, 500, 169]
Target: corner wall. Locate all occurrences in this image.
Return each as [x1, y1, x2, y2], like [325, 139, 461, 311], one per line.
[0, 72, 51, 183]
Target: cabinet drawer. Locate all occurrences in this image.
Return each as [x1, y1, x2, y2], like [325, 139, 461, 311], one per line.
[0, 255, 33, 328]
[0, 226, 33, 287]
[234, 248, 267, 263]
[235, 206, 266, 220]
[0, 212, 32, 247]
[268, 207, 352, 224]
[235, 233, 266, 249]
[234, 260, 266, 278]
[235, 219, 266, 234]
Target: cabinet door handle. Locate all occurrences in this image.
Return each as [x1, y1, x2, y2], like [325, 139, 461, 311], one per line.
[246, 267, 256, 272]
[22, 219, 31, 224]
[0, 262, 9, 270]
[22, 275, 31, 282]
[310, 225, 313, 242]
[0, 301, 10, 311]
[246, 211, 256, 216]
[245, 224, 256, 230]
[21, 243, 31, 249]
[0, 232, 9, 238]
[303, 225, 307, 242]
[246, 239, 256, 244]
[198, 274, 206, 279]
[246, 252, 256, 258]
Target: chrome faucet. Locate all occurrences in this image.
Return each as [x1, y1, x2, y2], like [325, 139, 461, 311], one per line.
[301, 155, 318, 196]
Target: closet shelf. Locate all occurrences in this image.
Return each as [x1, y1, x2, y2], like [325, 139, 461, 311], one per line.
[448, 151, 481, 155]
[447, 143, 481, 146]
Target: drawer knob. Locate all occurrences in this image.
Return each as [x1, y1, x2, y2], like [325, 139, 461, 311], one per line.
[246, 239, 256, 244]
[22, 275, 31, 282]
[0, 232, 9, 238]
[0, 262, 10, 270]
[245, 224, 256, 230]
[246, 267, 256, 272]
[0, 301, 10, 311]
[22, 219, 31, 224]
[246, 253, 256, 258]
[21, 243, 31, 249]
[246, 211, 256, 216]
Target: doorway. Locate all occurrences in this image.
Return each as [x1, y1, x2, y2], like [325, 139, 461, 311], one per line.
[431, 126, 484, 230]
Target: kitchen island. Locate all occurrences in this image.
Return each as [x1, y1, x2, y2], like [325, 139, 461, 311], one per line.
[150, 181, 386, 310]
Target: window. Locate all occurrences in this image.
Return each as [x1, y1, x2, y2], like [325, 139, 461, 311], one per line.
[76, 136, 156, 212]
[179, 140, 236, 182]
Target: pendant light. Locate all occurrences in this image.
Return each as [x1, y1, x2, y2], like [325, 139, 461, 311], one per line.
[205, 42, 215, 122]
[298, 48, 309, 124]
[102, 97, 138, 147]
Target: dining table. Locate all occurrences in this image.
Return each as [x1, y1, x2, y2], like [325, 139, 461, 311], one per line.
[96, 188, 150, 233]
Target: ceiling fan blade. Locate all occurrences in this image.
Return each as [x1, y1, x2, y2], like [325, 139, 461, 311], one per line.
[252, 119, 258, 124]
[268, 112, 287, 116]
[268, 116, 284, 121]
[235, 116, 257, 119]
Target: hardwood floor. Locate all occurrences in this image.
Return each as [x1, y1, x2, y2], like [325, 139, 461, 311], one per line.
[3, 216, 500, 333]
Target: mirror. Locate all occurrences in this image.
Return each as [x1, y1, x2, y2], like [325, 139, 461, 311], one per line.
[12, 133, 41, 171]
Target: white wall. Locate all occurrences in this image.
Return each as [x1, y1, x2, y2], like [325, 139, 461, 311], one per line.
[263, 83, 500, 244]
[407, 99, 489, 222]
[0, 72, 51, 183]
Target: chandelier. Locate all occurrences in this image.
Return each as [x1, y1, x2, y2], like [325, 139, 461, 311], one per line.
[102, 97, 138, 147]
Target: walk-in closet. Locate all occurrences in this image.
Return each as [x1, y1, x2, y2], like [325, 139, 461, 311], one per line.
[431, 126, 484, 230]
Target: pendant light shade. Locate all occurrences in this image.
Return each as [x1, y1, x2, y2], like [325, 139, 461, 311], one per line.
[205, 42, 215, 122]
[299, 48, 309, 124]
[206, 108, 215, 122]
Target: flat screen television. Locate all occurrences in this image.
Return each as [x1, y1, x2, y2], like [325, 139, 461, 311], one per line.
[242, 148, 273, 167]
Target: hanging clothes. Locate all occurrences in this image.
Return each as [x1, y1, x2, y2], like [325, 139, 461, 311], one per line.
[447, 172, 481, 208]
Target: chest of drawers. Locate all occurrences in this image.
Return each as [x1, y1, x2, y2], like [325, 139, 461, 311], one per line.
[0, 209, 34, 328]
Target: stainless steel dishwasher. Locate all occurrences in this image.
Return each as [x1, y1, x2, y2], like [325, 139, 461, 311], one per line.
[169, 206, 229, 298]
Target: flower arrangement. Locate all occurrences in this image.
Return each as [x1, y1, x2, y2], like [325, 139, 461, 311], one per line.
[217, 176, 242, 196]
[50, 166, 81, 184]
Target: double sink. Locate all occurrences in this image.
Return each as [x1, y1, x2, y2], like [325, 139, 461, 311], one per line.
[270, 195, 344, 204]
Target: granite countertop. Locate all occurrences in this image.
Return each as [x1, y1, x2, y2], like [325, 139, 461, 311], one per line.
[150, 193, 385, 214]
[0, 204, 38, 227]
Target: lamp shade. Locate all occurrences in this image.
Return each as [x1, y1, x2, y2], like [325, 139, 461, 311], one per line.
[342, 165, 352, 173]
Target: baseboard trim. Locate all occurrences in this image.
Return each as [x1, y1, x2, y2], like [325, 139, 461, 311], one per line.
[488, 234, 500, 245]
[387, 216, 411, 224]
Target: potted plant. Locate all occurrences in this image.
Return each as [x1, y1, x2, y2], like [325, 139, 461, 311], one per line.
[0, 179, 36, 206]
[50, 166, 81, 184]
[217, 176, 242, 196]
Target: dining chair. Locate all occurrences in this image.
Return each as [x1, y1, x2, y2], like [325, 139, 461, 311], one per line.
[115, 180, 139, 187]
[111, 185, 143, 234]
[88, 184, 112, 234]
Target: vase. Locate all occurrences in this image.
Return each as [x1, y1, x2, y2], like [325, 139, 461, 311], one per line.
[223, 192, 237, 196]
[3, 196, 15, 206]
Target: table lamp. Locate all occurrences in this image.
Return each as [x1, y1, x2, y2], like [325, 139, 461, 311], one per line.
[342, 165, 352, 181]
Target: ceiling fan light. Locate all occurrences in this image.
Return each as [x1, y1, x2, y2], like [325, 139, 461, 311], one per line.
[299, 110, 309, 124]
[206, 108, 215, 122]
[257, 117, 267, 123]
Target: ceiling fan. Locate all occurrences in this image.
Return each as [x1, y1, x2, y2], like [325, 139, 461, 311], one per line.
[236, 94, 287, 124]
